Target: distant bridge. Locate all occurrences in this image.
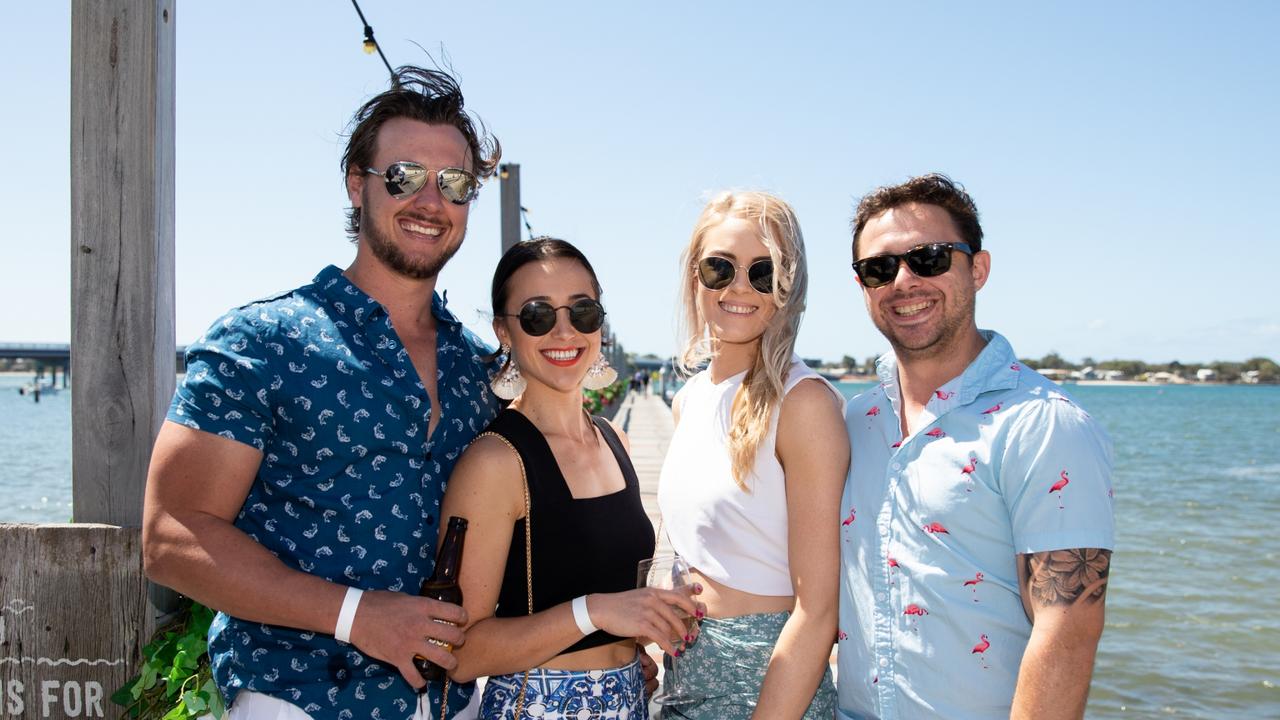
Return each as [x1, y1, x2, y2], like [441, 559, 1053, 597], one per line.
[0, 343, 187, 372]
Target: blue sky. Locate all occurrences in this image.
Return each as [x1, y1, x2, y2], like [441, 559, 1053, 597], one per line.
[3, 2, 1278, 364]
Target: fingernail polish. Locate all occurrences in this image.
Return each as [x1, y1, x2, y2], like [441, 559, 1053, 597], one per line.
[694, 583, 703, 593]
[695, 608, 705, 619]
[684, 634, 693, 643]
[674, 649, 683, 658]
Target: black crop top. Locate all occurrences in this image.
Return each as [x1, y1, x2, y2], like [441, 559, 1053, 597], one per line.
[488, 408, 656, 654]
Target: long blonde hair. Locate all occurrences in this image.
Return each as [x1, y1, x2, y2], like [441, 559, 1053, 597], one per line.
[676, 191, 808, 491]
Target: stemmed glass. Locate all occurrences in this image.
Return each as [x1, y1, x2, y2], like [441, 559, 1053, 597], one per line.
[637, 554, 704, 706]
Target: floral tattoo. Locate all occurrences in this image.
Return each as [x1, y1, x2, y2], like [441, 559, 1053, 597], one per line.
[1022, 548, 1111, 608]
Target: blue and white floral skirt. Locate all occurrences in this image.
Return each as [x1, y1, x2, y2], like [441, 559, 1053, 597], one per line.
[479, 654, 648, 719]
[657, 611, 836, 720]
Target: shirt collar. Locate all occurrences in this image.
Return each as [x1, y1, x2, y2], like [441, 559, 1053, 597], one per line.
[875, 330, 1022, 410]
[313, 265, 460, 330]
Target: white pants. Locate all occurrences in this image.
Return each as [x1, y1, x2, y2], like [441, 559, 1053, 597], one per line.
[226, 687, 480, 720]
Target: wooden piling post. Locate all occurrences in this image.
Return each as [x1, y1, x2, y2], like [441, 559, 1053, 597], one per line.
[70, 0, 176, 526]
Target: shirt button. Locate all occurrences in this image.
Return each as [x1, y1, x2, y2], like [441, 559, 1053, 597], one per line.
[877, 592, 887, 602]
[426, 514, 435, 525]
[425, 451, 433, 462]
[891, 462, 901, 471]
[878, 657, 889, 668]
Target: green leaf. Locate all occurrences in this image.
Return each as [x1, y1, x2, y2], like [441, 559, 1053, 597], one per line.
[110, 676, 140, 707]
[139, 663, 160, 692]
[182, 690, 208, 714]
[177, 633, 207, 660]
[161, 702, 187, 720]
[202, 679, 226, 719]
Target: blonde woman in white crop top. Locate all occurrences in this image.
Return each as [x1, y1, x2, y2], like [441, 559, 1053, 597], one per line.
[656, 191, 849, 719]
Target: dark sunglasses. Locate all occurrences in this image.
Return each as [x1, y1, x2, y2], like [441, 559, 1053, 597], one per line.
[852, 242, 973, 289]
[696, 256, 775, 294]
[364, 161, 480, 204]
[498, 298, 606, 337]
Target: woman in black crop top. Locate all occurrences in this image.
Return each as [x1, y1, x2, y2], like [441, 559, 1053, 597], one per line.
[441, 238, 703, 719]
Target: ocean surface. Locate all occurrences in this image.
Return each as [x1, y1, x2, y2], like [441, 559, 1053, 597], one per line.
[2, 374, 1278, 717]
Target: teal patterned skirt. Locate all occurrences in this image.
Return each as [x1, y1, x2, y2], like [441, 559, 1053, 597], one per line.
[658, 611, 836, 720]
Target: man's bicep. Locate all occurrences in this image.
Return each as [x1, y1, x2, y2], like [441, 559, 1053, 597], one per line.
[146, 420, 263, 523]
[1016, 548, 1112, 623]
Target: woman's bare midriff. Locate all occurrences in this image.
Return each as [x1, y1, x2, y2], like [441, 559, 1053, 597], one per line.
[540, 638, 636, 671]
[691, 568, 794, 618]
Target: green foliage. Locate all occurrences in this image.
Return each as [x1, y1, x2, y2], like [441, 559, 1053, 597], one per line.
[112, 601, 224, 719]
[582, 378, 627, 413]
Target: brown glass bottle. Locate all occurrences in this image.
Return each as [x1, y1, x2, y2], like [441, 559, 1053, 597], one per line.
[414, 516, 468, 682]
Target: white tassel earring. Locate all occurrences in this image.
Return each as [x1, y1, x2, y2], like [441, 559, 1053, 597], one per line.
[582, 353, 618, 390]
[491, 345, 527, 400]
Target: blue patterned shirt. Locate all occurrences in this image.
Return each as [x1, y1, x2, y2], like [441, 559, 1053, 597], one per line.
[837, 331, 1114, 720]
[168, 265, 500, 720]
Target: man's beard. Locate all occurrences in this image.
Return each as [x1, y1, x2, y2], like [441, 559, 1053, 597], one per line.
[873, 290, 975, 363]
[360, 194, 464, 279]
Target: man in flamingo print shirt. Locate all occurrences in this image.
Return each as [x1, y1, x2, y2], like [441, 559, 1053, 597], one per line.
[837, 174, 1115, 719]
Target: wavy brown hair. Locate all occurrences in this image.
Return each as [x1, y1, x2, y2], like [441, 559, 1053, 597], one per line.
[677, 191, 808, 491]
[341, 66, 501, 240]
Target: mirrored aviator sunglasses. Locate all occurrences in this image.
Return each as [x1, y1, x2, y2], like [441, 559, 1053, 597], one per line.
[502, 298, 606, 337]
[852, 242, 973, 289]
[696, 256, 774, 294]
[365, 161, 480, 204]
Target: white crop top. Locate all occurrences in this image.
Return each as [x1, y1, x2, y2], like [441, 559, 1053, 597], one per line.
[657, 356, 841, 596]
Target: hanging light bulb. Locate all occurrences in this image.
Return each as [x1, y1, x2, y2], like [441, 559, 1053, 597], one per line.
[362, 26, 377, 54]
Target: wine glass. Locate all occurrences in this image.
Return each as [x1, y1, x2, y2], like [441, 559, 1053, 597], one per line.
[637, 554, 704, 706]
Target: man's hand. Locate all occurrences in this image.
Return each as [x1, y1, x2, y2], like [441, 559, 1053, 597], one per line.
[349, 591, 469, 689]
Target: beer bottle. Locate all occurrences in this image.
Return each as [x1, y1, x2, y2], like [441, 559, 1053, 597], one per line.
[414, 516, 468, 682]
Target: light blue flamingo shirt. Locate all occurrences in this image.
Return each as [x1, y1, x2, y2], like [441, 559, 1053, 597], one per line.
[837, 331, 1114, 719]
[168, 265, 500, 720]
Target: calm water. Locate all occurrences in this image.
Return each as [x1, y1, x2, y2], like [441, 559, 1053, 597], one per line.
[3, 375, 1278, 716]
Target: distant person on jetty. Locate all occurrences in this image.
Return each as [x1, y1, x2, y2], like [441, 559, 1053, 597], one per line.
[439, 237, 700, 718]
[837, 173, 1115, 719]
[143, 67, 502, 719]
[657, 191, 848, 718]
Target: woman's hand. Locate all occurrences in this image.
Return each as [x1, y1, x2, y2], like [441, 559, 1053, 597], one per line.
[587, 586, 704, 656]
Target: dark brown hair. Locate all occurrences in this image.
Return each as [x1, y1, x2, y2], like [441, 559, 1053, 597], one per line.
[491, 237, 603, 318]
[851, 173, 983, 259]
[341, 66, 501, 238]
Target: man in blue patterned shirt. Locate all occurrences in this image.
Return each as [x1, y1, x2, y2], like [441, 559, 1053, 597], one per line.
[838, 174, 1114, 719]
[143, 67, 503, 719]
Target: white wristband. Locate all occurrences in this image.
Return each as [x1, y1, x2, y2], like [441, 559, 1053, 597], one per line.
[335, 587, 363, 644]
[571, 595, 598, 636]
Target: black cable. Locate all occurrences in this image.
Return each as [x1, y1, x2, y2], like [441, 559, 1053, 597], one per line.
[350, 0, 395, 80]
[520, 206, 535, 240]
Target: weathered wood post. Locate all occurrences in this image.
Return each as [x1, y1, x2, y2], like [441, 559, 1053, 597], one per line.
[0, 0, 176, 714]
[500, 162, 522, 252]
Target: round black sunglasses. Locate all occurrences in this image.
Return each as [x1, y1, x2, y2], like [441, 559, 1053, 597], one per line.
[696, 256, 775, 294]
[497, 298, 606, 337]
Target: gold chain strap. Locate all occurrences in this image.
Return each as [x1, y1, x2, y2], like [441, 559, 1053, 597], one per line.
[474, 431, 533, 719]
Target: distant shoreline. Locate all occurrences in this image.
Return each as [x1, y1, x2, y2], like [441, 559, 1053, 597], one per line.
[831, 374, 1270, 388]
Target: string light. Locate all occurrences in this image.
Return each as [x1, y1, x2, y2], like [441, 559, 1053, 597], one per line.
[350, 0, 394, 79]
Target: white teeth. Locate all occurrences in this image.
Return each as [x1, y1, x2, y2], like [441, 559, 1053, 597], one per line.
[720, 302, 756, 315]
[542, 349, 580, 361]
[403, 221, 442, 236]
[894, 301, 933, 316]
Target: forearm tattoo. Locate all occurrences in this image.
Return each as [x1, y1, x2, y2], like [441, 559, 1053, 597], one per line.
[1022, 548, 1111, 608]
